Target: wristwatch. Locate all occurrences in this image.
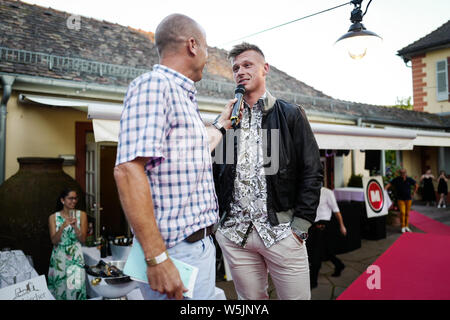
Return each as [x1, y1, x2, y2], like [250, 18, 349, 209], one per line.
[212, 117, 226, 136]
[145, 250, 169, 266]
[292, 229, 308, 241]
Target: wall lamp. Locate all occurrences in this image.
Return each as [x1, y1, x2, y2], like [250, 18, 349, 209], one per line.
[335, 0, 382, 59]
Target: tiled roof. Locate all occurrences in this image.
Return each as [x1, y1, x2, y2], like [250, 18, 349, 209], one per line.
[305, 100, 450, 129]
[0, 0, 448, 130]
[0, 0, 329, 98]
[397, 20, 450, 61]
[0, 0, 158, 86]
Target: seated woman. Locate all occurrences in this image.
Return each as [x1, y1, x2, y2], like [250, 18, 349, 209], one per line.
[48, 188, 87, 300]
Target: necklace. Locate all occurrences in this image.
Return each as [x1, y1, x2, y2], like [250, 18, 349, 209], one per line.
[60, 210, 71, 219]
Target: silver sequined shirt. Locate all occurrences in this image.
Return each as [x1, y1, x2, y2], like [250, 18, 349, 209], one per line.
[218, 96, 291, 248]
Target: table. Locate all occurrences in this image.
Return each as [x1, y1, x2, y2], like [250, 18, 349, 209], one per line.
[333, 187, 388, 241]
[334, 187, 392, 214]
[327, 201, 362, 254]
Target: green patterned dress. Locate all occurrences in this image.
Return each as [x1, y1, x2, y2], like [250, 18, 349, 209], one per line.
[48, 211, 87, 300]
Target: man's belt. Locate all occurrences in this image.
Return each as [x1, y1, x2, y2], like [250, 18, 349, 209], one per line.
[185, 225, 215, 243]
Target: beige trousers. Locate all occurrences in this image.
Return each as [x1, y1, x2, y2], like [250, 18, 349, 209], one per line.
[216, 228, 311, 300]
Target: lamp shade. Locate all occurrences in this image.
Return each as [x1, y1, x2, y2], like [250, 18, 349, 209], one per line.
[336, 22, 382, 59]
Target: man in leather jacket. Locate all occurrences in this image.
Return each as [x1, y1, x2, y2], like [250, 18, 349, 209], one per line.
[212, 43, 323, 300]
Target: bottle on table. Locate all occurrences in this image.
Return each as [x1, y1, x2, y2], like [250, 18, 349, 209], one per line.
[85, 222, 94, 247]
[100, 226, 108, 258]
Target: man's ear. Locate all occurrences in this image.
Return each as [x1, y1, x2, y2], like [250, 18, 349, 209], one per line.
[187, 37, 197, 56]
[263, 62, 270, 76]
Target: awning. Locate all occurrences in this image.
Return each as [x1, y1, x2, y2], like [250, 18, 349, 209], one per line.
[387, 127, 450, 147]
[88, 104, 219, 142]
[19, 93, 221, 142]
[311, 123, 416, 150]
[415, 134, 450, 147]
[19, 93, 123, 115]
[19, 94, 126, 143]
[22, 93, 450, 149]
[89, 106, 417, 149]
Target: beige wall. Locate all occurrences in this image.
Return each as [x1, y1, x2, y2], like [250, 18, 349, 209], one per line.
[5, 92, 89, 180]
[401, 146, 440, 199]
[424, 147, 439, 177]
[339, 150, 370, 187]
[423, 49, 450, 114]
[401, 148, 423, 182]
[402, 146, 439, 179]
[355, 150, 370, 178]
[341, 148, 441, 188]
[342, 152, 352, 186]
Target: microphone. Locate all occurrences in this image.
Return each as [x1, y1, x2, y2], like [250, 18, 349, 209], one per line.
[230, 84, 245, 128]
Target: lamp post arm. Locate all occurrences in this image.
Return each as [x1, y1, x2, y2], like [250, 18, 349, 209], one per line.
[363, 0, 373, 17]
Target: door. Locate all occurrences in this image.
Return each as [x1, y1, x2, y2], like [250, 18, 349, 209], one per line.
[99, 144, 128, 237]
[320, 152, 334, 189]
[86, 142, 129, 240]
[320, 156, 327, 188]
[86, 143, 97, 237]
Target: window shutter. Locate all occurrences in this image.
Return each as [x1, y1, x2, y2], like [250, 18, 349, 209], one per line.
[436, 59, 448, 101]
[448, 57, 450, 101]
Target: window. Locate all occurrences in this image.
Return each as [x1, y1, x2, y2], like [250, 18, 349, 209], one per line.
[436, 59, 448, 101]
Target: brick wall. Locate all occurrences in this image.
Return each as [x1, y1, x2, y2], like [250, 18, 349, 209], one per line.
[411, 54, 427, 112]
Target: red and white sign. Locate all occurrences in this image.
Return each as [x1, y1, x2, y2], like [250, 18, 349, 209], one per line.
[363, 176, 389, 218]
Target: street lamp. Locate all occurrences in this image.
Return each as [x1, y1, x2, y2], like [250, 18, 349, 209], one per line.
[223, 0, 382, 60]
[335, 0, 382, 60]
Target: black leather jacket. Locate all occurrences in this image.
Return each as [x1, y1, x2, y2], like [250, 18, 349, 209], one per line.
[212, 92, 323, 232]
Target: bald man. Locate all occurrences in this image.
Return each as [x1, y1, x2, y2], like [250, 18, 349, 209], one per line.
[114, 14, 237, 300]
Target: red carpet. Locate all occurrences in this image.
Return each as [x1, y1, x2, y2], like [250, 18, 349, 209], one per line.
[409, 210, 450, 236]
[337, 232, 450, 300]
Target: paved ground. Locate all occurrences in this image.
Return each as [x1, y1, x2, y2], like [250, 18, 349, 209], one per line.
[215, 203, 450, 300]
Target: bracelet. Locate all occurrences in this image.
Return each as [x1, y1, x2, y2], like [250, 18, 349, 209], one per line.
[145, 250, 169, 266]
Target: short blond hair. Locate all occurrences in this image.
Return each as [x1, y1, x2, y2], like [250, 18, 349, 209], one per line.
[228, 42, 265, 61]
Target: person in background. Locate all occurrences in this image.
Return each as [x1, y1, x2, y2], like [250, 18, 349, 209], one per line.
[48, 188, 87, 300]
[307, 186, 347, 289]
[385, 168, 419, 233]
[437, 170, 448, 208]
[420, 169, 436, 206]
[114, 14, 237, 300]
[213, 42, 323, 300]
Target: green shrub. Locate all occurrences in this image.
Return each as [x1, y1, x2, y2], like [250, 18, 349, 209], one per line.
[347, 174, 363, 187]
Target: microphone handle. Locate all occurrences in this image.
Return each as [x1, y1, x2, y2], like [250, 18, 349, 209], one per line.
[231, 92, 244, 128]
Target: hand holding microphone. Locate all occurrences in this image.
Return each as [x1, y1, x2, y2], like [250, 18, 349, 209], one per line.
[230, 84, 245, 128]
[214, 84, 245, 132]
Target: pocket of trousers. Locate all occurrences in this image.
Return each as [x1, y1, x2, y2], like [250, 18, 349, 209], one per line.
[290, 231, 304, 248]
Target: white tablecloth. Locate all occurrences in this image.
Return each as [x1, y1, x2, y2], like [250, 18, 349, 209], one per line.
[334, 187, 393, 211]
[334, 187, 365, 202]
[82, 246, 105, 266]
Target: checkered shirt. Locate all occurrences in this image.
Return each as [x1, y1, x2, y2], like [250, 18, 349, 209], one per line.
[115, 64, 218, 248]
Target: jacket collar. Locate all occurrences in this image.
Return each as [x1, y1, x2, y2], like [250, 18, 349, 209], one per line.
[261, 90, 277, 114]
